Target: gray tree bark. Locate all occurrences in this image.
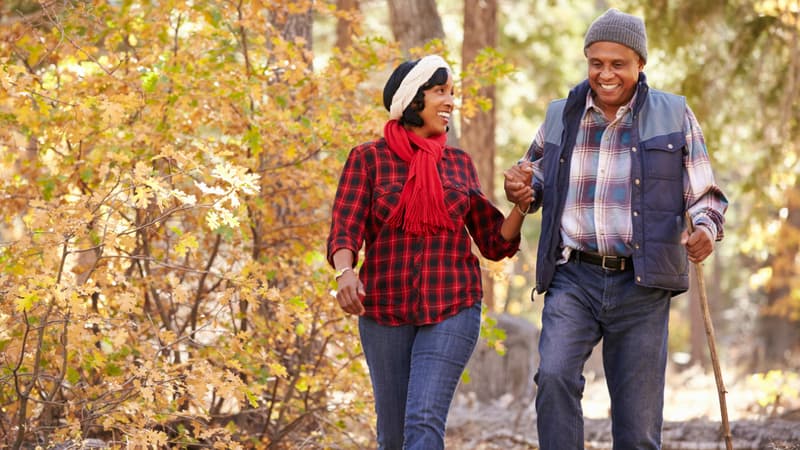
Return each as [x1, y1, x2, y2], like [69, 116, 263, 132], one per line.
[268, 3, 313, 66]
[760, 183, 800, 368]
[335, 0, 359, 49]
[386, 0, 444, 53]
[461, 0, 498, 310]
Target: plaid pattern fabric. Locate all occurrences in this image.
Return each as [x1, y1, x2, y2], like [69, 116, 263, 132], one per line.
[328, 138, 519, 326]
[523, 90, 727, 257]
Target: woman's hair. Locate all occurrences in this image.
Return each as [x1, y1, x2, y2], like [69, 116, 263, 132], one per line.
[383, 61, 450, 127]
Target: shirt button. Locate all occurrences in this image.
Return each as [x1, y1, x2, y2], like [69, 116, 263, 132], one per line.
[633, 211, 639, 217]
[631, 146, 637, 152]
[637, 276, 642, 282]
[560, 158, 565, 163]
[634, 179, 641, 185]
[667, 144, 674, 149]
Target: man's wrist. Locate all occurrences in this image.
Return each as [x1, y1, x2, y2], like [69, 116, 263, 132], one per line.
[692, 217, 717, 241]
[698, 224, 715, 242]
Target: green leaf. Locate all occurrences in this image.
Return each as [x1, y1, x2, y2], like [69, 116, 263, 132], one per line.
[245, 389, 259, 407]
[141, 71, 159, 93]
[288, 296, 307, 309]
[79, 167, 94, 183]
[66, 366, 81, 385]
[37, 176, 56, 201]
[244, 127, 262, 156]
[105, 363, 123, 376]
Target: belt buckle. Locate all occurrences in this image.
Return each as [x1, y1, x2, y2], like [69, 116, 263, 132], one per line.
[601, 255, 624, 271]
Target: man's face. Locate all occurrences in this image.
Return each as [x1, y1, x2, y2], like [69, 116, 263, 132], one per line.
[585, 41, 644, 118]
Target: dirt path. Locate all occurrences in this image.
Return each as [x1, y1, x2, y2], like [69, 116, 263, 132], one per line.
[446, 365, 800, 449]
[447, 405, 800, 449]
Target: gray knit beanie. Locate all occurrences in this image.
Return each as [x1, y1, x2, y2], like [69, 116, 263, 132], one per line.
[584, 8, 647, 63]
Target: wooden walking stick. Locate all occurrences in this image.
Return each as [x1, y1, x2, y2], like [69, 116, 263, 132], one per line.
[686, 213, 733, 450]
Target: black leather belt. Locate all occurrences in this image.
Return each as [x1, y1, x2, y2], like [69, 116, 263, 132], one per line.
[571, 250, 631, 271]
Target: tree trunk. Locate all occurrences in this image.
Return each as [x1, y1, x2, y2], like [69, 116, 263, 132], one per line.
[268, 2, 313, 66]
[335, 0, 359, 49]
[386, 0, 444, 53]
[0, 0, 42, 23]
[461, 0, 498, 310]
[760, 183, 800, 368]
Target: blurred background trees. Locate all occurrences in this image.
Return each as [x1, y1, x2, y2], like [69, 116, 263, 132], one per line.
[1, 0, 798, 447]
[1, 0, 385, 447]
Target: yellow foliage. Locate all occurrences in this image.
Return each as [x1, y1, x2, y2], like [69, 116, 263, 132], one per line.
[0, 0, 514, 447]
[746, 370, 800, 415]
[755, 0, 800, 29]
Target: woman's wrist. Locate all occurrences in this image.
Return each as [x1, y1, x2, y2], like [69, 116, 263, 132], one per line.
[334, 267, 354, 281]
[515, 203, 528, 216]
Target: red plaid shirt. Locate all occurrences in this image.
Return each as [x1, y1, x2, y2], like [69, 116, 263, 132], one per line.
[327, 138, 520, 326]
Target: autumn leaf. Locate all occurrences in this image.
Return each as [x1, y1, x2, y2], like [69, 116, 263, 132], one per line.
[14, 290, 38, 312]
[268, 362, 288, 378]
[174, 233, 199, 257]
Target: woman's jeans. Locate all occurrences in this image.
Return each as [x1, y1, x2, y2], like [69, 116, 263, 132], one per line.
[535, 258, 671, 450]
[359, 303, 481, 450]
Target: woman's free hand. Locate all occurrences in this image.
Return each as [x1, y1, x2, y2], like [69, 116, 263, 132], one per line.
[335, 270, 366, 315]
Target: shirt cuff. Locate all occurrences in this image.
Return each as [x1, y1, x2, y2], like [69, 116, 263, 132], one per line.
[694, 219, 718, 242]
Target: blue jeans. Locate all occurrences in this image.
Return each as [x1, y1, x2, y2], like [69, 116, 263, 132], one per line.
[359, 303, 481, 450]
[535, 258, 671, 450]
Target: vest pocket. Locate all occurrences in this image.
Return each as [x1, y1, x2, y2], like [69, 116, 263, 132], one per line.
[643, 135, 684, 180]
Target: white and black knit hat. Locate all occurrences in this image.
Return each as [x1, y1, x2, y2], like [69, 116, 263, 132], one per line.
[584, 8, 648, 63]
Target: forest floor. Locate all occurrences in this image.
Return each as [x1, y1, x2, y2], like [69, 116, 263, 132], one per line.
[445, 364, 800, 449]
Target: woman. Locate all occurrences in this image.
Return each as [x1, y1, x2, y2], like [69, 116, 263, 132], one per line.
[326, 55, 532, 449]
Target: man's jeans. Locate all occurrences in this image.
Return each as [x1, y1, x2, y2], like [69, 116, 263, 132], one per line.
[359, 303, 481, 450]
[535, 258, 671, 450]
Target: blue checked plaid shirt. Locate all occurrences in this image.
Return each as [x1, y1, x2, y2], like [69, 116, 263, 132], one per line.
[523, 89, 727, 260]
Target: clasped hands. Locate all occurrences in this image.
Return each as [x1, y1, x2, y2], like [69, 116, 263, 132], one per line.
[503, 162, 535, 214]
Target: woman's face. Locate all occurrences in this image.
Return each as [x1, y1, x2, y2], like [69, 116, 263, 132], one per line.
[412, 73, 454, 138]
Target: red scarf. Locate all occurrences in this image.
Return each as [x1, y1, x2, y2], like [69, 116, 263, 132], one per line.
[383, 120, 456, 235]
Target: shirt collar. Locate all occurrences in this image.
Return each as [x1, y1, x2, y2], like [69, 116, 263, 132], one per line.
[390, 138, 452, 160]
[584, 87, 640, 122]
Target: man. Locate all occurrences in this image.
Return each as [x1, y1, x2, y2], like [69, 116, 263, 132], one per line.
[504, 8, 729, 449]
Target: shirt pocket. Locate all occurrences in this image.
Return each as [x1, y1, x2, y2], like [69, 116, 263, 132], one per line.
[373, 182, 404, 223]
[643, 135, 684, 180]
[442, 181, 470, 222]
